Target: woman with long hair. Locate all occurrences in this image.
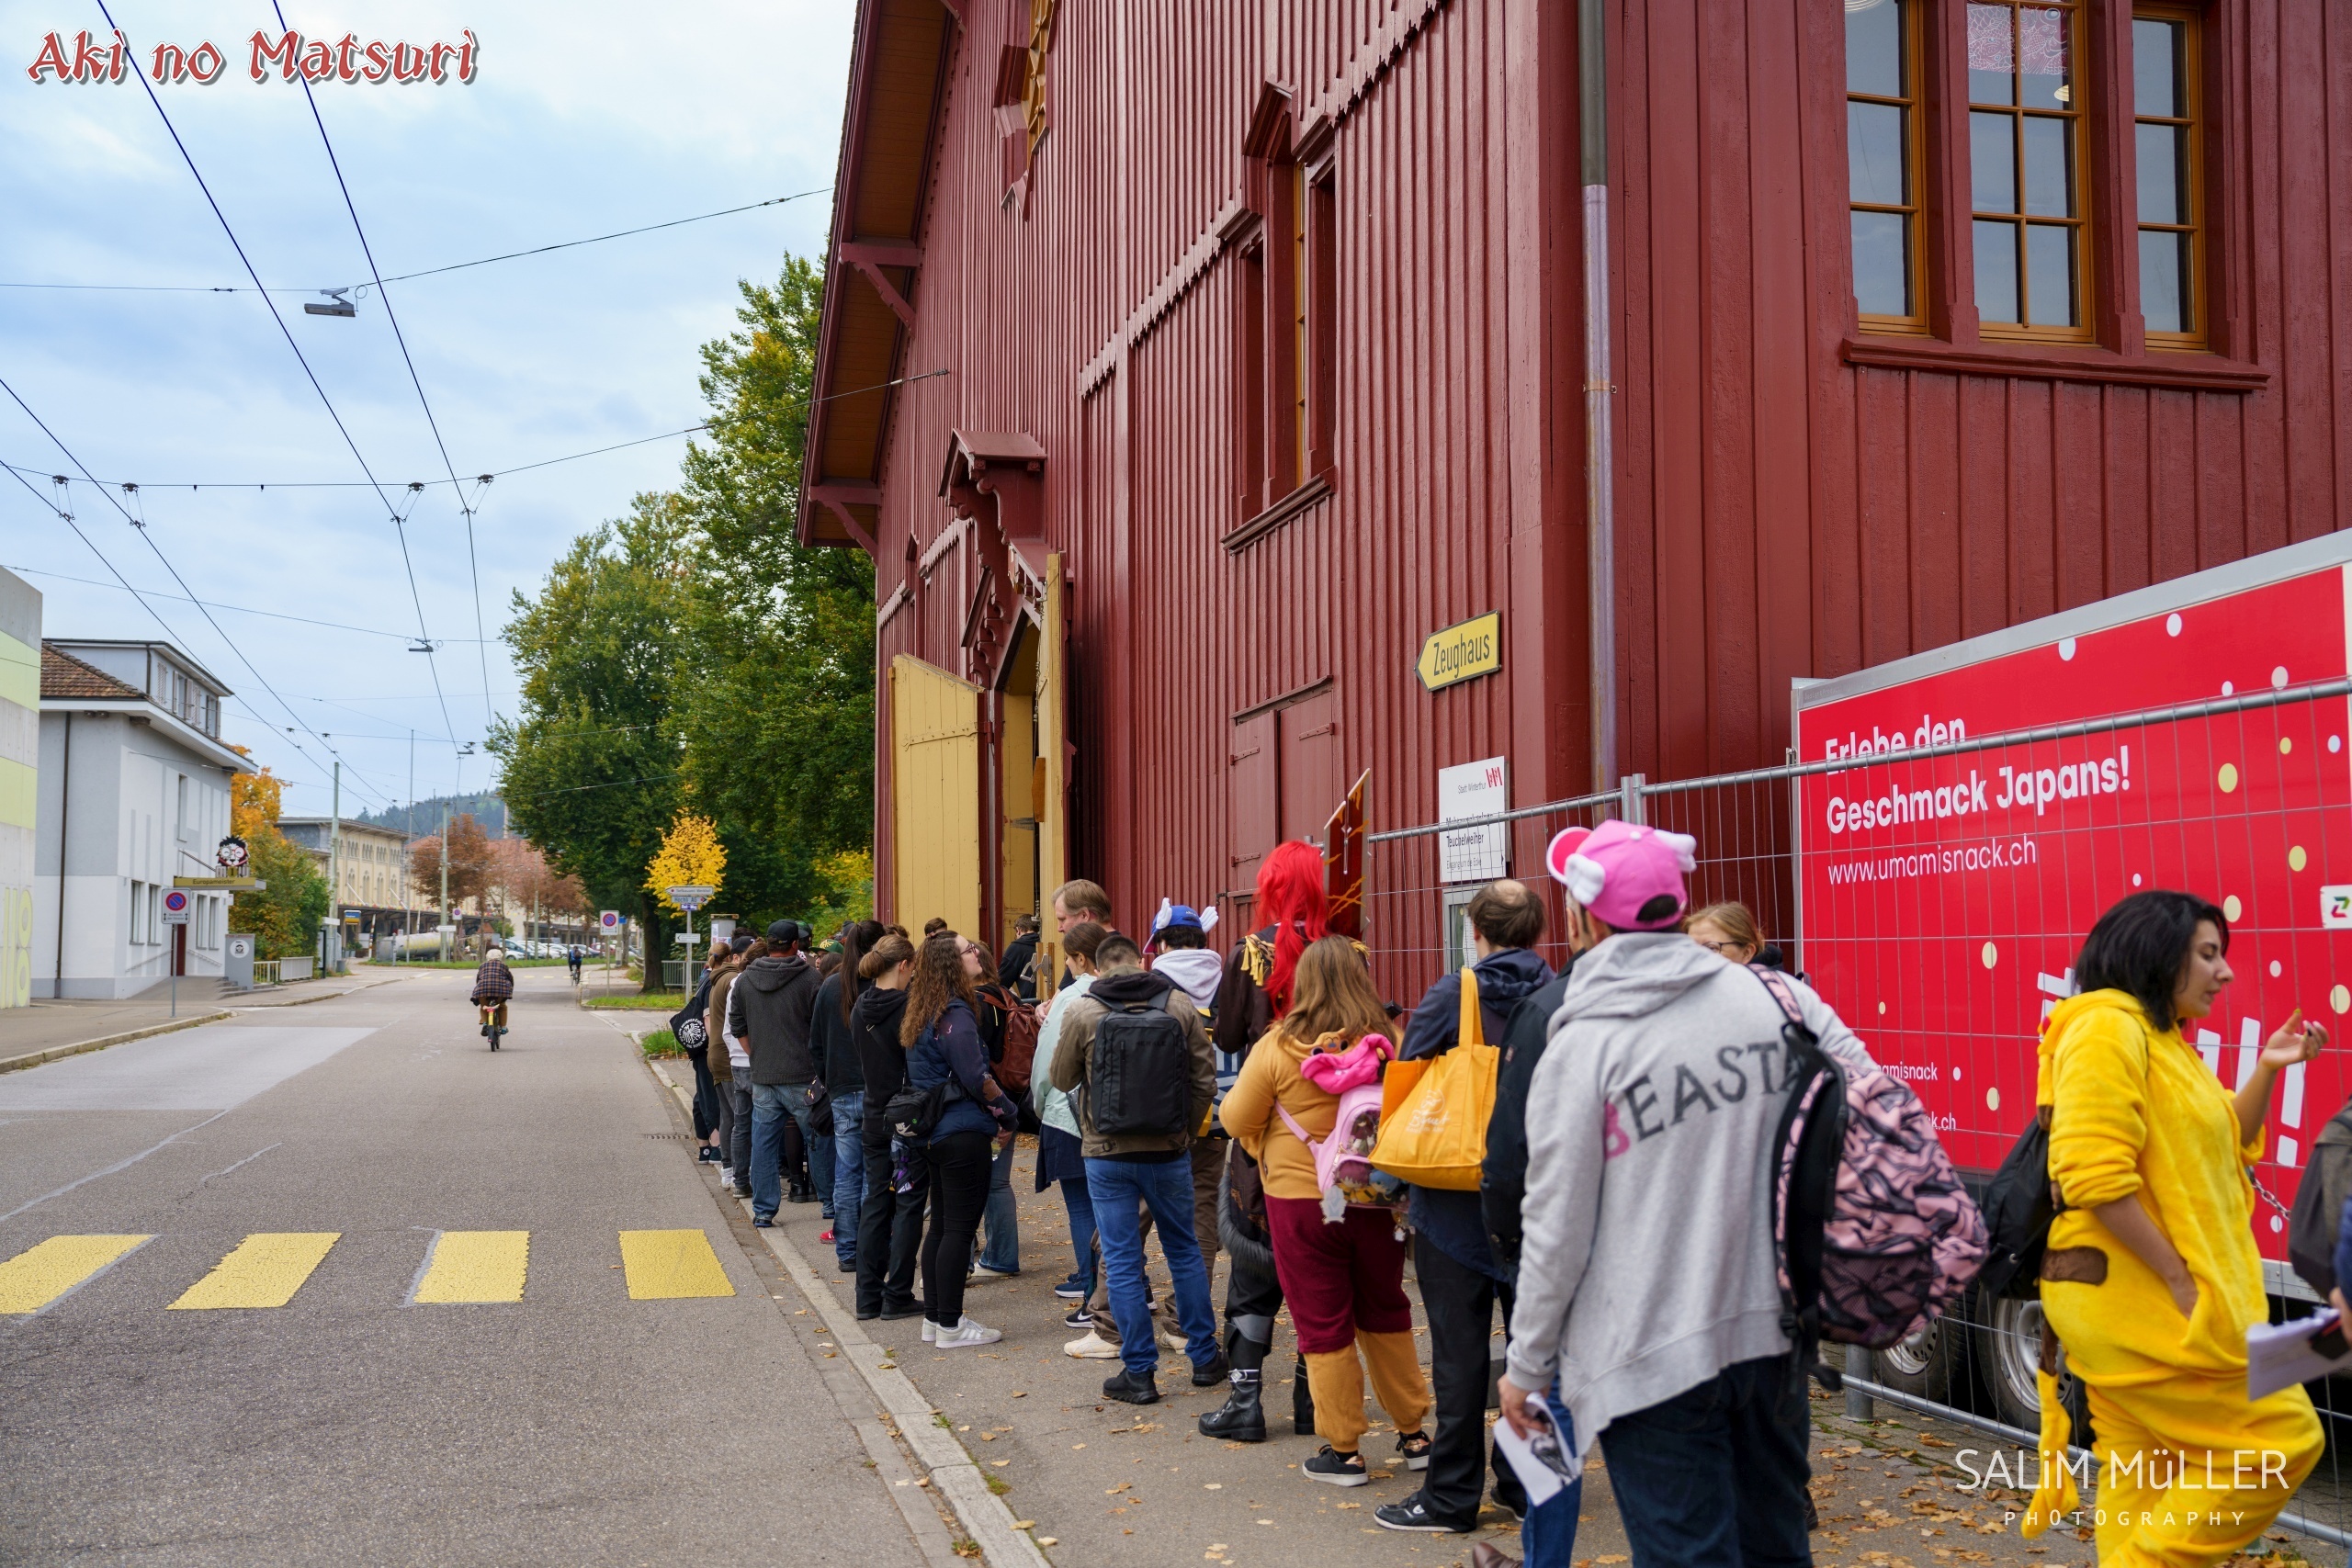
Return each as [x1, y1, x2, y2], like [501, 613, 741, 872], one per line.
[1220, 934, 1432, 1485]
[809, 919, 888, 1269]
[2030, 889, 2324, 1562]
[962, 933, 1024, 1280]
[902, 931, 1020, 1348]
[853, 933, 923, 1320]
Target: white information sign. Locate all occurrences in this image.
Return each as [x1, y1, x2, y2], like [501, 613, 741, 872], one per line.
[1437, 755, 1510, 884]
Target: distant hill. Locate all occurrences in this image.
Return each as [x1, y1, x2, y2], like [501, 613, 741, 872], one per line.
[359, 793, 506, 840]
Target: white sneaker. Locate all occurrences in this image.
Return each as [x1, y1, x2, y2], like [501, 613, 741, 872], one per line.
[922, 1319, 938, 1343]
[1063, 1329, 1120, 1359]
[967, 1264, 1016, 1283]
[718, 1168, 734, 1186]
[935, 1317, 1003, 1348]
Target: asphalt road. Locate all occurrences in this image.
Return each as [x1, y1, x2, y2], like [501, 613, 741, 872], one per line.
[0, 968, 937, 1568]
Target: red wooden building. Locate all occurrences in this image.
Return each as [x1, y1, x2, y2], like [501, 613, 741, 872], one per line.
[798, 0, 2352, 953]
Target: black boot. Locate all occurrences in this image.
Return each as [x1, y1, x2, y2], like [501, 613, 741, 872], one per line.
[1198, 1318, 1271, 1442]
[1293, 1352, 1317, 1436]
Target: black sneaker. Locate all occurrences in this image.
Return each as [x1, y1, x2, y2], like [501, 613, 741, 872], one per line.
[879, 1300, 928, 1321]
[1302, 1446, 1368, 1486]
[1191, 1350, 1231, 1387]
[1061, 1304, 1091, 1330]
[1102, 1369, 1159, 1405]
[1396, 1429, 1432, 1471]
[1375, 1492, 1473, 1533]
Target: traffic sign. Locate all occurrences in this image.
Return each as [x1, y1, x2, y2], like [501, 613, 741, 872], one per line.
[161, 888, 192, 925]
[599, 910, 621, 931]
[665, 884, 715, 912]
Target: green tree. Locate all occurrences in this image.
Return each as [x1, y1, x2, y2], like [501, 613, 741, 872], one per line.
[490, 493, 690, 988]
[673, 255, 875, 920]
[238, 821, 331, 962]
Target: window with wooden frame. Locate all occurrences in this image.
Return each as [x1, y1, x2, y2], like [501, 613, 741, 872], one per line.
[1230, 95, 1338, 542]
[1847, 0, 1926, 331]
[2132, 6, 2202, 347]
[1966, 0, 2089, 339]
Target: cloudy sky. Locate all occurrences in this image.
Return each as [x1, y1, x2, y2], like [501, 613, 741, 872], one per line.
[1, 1, 851, 819]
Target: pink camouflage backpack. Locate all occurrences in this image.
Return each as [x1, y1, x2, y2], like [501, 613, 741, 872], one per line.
[1754, 966, 1987, 1388]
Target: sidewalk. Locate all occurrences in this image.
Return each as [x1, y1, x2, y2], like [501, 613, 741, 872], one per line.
[0, 970, 411, 1072]
[641, 1051, 2235, 1568]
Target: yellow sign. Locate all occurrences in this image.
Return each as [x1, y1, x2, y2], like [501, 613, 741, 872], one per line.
[174, 875, 258, 889]
[1416, 612, 1502, 692]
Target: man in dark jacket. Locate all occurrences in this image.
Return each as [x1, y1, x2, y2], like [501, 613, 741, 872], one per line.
[728, 919, 823, 1225]
[1377, 880, 1553, 1535]
[1000, 914, 1041, 1002]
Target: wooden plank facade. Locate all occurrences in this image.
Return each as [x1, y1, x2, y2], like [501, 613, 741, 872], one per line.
[802, 0, 2352, 949]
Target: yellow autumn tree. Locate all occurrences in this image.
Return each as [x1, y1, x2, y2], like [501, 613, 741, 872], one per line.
[644, 813, 727, 913]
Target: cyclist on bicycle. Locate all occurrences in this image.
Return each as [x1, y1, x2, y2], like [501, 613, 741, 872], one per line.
[566, 943, 583, 985]
[472, 944, 515, 1040]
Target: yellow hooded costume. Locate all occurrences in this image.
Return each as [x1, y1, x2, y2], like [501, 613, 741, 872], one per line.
[2032, 990, 2321, 1565]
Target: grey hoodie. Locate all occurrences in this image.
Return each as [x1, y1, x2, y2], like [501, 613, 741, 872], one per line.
[1503, 932, 1874, 1457]
[1150, 948, 1225, 1010]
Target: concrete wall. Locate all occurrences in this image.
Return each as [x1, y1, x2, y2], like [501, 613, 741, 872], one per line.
[32, 709, 234, 999]
[0, 570, 36, 1010]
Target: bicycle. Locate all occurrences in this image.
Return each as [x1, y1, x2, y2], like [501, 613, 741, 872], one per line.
[480, 1003, 507, 1052]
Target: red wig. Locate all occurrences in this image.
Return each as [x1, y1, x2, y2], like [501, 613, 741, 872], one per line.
[1256, 840, 1329, 1015]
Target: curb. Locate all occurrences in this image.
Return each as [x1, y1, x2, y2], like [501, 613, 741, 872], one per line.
[645, 1056, 1050, 1568]
[0, 1010, 234, 1076]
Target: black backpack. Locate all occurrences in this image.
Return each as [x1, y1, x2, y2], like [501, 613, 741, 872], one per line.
[1976, 1107, 2057, 1299]
[1088, 999, 1193, 1138]
[2288, 1105, 2352, 1297]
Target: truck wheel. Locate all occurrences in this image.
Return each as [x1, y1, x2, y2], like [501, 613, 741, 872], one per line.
[1871, 1319, 1956, 1404]
[1975, 1295, 2091, 1441]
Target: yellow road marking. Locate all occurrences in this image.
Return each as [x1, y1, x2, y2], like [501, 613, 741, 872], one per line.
[0, 1235, 153, 1314]
[412, 1230, 529, 1303]
[168, 1233, 340, 1309]
[618, 1229, 733, 1300]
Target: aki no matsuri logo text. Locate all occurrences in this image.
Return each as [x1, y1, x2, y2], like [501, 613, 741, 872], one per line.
[26, 27, 480, 85]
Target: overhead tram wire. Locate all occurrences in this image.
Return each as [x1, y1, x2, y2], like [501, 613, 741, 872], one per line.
[0, 370, 950, 492]
[0, 187, 831, 297]
[1, 563, 498, 642]
[272, 0, 494, 729]
[91, 0, 459, 755]
[0, 458, 373, 807]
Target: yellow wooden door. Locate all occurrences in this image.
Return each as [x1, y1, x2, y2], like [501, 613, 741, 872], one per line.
[891, 654, 982, 938]
[1032, 554, 1069, 996]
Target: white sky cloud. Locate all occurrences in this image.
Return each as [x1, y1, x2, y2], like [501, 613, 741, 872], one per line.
[0, 1, 853, 818]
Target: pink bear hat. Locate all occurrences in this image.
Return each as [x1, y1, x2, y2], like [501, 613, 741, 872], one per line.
[1544, 818, 1698, 931]
[1300, 1032, 1394, 1094]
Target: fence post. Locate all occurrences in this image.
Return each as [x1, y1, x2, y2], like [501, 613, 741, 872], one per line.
[1845, 1348, 1874, 1420]
[1619, 773, 1645, 825]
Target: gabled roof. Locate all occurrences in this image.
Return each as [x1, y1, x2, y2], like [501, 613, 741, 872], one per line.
[797, 0, 959, 552]
[41, 644, 141, 701]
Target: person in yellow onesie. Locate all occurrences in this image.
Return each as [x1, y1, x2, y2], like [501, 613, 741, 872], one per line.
[2032, 889, 2325, 1565]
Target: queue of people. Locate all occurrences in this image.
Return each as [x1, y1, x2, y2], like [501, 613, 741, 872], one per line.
[661, 830, 2327, 1568]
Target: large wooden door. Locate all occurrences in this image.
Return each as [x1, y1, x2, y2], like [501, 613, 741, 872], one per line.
[1278, 689, 1341, 845]
[1227, 711, 1277, 898]
[891, 654, 983, 938]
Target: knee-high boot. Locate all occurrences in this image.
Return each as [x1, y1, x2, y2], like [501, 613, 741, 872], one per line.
[1198, 1316, 1272, 1441]
[1293, 1350, 1317, 1435]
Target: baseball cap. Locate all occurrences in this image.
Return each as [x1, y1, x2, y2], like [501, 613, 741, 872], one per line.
[1544, 819, 1698, 931]
[765, 919, 805, 945]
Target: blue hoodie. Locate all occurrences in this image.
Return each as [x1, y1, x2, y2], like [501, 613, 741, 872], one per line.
[1399, 945, 1557, 1279]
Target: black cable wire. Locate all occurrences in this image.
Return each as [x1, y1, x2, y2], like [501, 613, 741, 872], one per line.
[0, 187, 830, 297]
[2, 458, 376, 807]
[270, 0, 495, 730]
[4, 562, 498, 642]
[90, 0, 460, 755]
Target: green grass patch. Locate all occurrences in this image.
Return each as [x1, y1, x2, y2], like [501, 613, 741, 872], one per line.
[640, 1029, 682, 1056]
[582, 992, 687, 1010]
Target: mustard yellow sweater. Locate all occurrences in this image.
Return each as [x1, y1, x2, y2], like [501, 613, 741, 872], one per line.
[2037, 990, 2267, 1381]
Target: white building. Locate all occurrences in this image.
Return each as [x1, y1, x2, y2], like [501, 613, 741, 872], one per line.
[0, 570, 36, 1010]
[33, 639, 246, 998]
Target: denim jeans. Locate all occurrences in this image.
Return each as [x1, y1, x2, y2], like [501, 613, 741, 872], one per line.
[1520, 1382, 1584, 1568]
[748, 1083, 796, 1220]
[978, 1133, 1019, 1272]
[1084, 1156, 1219, 1380]
[829, 1091, 865, 1265]
[1598, 1353, 1812, 1568]
[1057, 1175, 1096, 1296]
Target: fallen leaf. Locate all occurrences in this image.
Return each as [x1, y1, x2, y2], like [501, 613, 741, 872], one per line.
[1203, 1483, 1222, 1490]
[1012, 1391, 1027, 1397]
[980, 1433, 997, 1442]
[1107, 1483, 1131, 1494]
[992, 1460, 1011, 1468]
[1037, 1539, 1057, 1548]
[1012, 1521, 1034, 1529]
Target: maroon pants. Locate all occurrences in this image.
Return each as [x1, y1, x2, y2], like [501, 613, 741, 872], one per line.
[1264, 1196, 1412, 1354]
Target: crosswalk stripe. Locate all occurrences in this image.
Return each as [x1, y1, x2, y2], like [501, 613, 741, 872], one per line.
[617, 1228, 733, 1300]
[168, 1232, 341, 1310]
[411, 1230, 529, 1303]
[0, 1235, 154, 1314]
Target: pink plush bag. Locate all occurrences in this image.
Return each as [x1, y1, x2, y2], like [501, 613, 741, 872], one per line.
[1277, 1033, 1407, 1222]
